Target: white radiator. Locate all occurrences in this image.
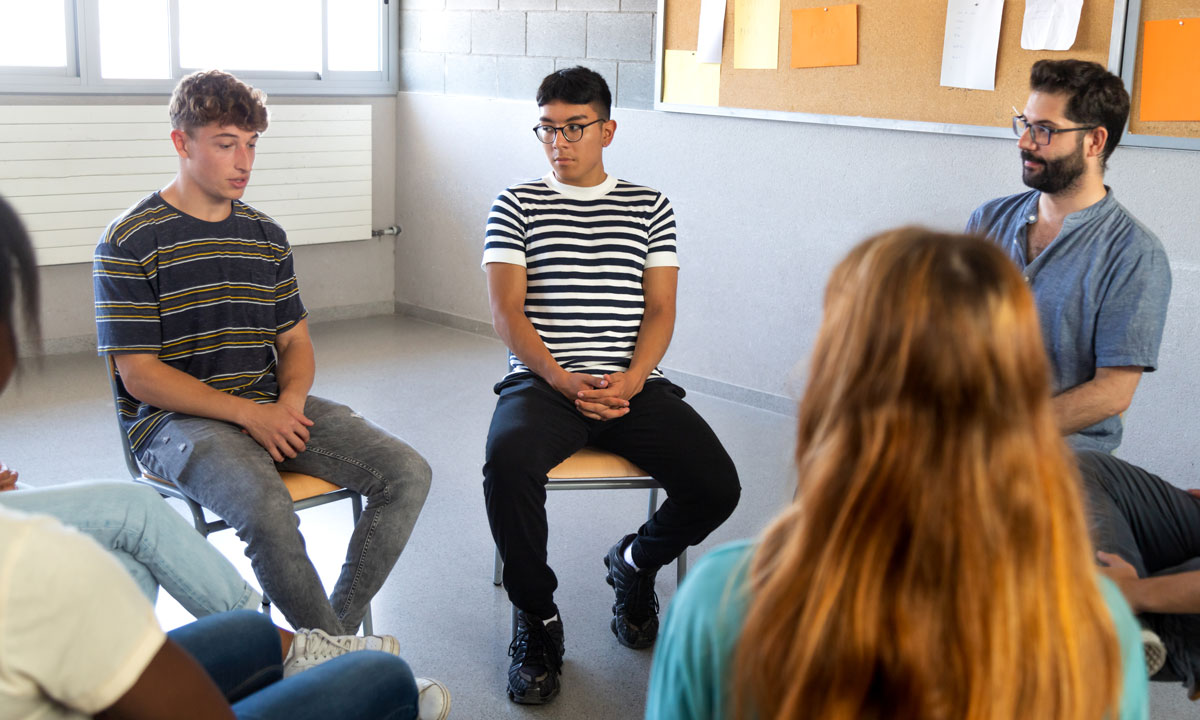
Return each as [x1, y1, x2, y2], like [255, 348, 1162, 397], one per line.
[0, 104, 372, 265]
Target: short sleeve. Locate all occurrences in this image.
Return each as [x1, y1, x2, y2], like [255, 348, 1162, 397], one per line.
[482, 189, 528, 268]
[93, 239, 162, 355]
[273, 235, 308, 333]
[1095, 245, 1171, 372]
[645, 194, 680, 270]
[0, 511, 165, 715]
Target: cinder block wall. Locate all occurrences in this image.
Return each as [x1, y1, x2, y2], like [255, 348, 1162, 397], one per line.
[400, 0, 656, 109]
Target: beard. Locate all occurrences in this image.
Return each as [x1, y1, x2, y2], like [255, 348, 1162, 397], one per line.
[1021, 142, 1086, 194]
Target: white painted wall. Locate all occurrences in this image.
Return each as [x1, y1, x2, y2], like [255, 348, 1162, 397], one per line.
[393, 91, 1200, 481]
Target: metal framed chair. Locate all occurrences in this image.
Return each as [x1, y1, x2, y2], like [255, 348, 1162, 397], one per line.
[105, 357, 374, 635]
[492, 446, 688, 636]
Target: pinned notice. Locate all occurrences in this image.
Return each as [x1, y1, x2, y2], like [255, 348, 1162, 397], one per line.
[662, 49, 721, 106]
[790, 5, 858, 69]
[697, 0, 728, 64]
[734, 0, 781, 69]
[940, 0, 1005, 91]
[1021, 0, 1083, 50]
[1140, 18, 1200, 121]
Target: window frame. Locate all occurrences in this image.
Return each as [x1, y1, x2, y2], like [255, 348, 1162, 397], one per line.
[0, 0, 397, 97]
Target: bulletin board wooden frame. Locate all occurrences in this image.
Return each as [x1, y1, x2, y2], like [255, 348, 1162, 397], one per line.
[653, 0, 1129, 143]
[1120, 0, 1200, 149]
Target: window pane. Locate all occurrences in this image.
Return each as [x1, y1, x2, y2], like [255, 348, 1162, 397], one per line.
[99, 0, 170, 79]
[328, 0, 379, 72]
[0, 0, 66, 67]
[179, 0, 321, 73]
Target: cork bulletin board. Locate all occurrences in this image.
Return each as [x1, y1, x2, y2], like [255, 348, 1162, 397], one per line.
[655, 0, 1126, 140]
[1121, 0, 1200, 147]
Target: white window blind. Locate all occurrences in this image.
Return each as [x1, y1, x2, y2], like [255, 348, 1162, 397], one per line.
[0, 104, 372, 265]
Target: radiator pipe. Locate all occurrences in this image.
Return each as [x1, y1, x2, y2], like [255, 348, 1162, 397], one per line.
[371, 225, 402, 237]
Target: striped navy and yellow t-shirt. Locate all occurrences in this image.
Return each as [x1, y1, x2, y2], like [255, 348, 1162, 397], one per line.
[482, 173, 679, 380]
[93, 193, 307, 452]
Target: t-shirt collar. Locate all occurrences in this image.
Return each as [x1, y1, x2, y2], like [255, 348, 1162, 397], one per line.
[543, 172, 618, 200]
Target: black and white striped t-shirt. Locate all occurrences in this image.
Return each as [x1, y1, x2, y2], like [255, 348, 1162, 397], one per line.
[483, 173, 679, 379]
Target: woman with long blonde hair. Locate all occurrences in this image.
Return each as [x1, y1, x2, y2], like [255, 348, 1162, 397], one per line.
[645, 228, 1147, 720]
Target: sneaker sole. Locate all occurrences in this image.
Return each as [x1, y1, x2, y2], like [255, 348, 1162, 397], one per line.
[507, 679, 561, 705]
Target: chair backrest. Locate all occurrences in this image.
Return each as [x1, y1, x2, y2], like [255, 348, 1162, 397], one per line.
[105, 355, 145, 481]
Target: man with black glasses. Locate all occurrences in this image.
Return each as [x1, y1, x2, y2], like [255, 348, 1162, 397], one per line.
[480, 66, 740, 705]
[967, 59, 1171, 453]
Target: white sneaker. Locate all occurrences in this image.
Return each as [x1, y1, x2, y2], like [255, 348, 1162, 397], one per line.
[1142, 628, 1167, 677]
[283, 628, 401, 678]
[416, 677, 451, 720]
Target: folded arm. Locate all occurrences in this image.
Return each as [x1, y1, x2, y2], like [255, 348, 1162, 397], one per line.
[1053, 366, 1142, 436]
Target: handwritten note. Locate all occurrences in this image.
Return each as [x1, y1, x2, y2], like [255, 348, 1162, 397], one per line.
[734, 0, 781, 69]
[1140, 18, 1200, 122]
[790, 5, 858, 69]
[1021, 0, 1083, 50]
[940, 0, 1005, 91]
[697, 0, 728, 64]
[662, 49, 721, 106]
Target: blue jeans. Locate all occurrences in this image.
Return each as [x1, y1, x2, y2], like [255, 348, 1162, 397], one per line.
[137, 395, 432, 634]
[172, 610, 417, 720]
[1077, 450, 1200, 694]
[0, 481, 261, 616]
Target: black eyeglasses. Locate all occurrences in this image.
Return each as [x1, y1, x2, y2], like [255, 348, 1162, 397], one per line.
[532, 118, 607, 144]
[1011, 109, 1098, 147]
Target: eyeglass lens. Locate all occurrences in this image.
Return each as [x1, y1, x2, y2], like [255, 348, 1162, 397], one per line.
[1012, 116, 1049, 145]
[535, 124, 584, 143]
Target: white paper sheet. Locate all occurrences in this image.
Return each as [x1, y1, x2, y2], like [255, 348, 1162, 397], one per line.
[1020, 0, 1083, 50]
[697, 0, 728, 64]
[940, 0, 1006, 91]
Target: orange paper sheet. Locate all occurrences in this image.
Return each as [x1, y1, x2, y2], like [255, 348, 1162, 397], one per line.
[790, 4, 857, 69]
[1140, 17, 1200, 122]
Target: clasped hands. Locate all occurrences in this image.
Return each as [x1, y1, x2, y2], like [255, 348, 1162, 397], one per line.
[553, 371, 644, 421]
[237, 396, 313, 462]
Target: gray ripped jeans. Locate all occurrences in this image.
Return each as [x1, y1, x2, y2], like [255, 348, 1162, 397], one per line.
[138, 395, 431, 634]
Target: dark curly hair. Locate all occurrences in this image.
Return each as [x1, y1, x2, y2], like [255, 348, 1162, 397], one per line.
[1029, 59, 1129, 169]
[169, 69, 269, 134]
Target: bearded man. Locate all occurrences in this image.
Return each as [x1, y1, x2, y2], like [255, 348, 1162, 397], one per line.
[967, 59, 1171, 453]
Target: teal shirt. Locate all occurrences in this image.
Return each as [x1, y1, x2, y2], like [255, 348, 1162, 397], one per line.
[646, 540, 1149, 720]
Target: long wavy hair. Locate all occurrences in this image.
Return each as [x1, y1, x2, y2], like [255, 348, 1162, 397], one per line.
[732, 228, 1122, 720]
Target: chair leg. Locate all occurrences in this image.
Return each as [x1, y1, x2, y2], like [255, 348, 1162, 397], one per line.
[647, 487, 659, 523]
[493, 546, 503, 586]
[677, 549, 688, 585]
[184, 498, 210, 538]
[361, 606, 374, 636]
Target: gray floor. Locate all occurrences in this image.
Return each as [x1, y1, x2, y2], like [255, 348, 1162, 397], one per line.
[0, 314, 1193, 718]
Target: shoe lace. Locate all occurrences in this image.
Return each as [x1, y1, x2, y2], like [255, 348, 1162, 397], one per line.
[626, 571, 659, 624]
[508, 618, 560, 669]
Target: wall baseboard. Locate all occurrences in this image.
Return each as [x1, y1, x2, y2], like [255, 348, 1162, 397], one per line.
[394, 301, 794, 416]
[394, 301, 499, 339]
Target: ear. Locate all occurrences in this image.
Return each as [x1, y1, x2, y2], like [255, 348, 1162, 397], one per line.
[601, 119, 617, 148]
[170, 129, 190, 159]
[1085, 125, 1108, 160]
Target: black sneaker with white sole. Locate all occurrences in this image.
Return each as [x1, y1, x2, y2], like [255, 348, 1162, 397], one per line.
[507, 610, 565, 705]
[604, 533, 660, 649]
